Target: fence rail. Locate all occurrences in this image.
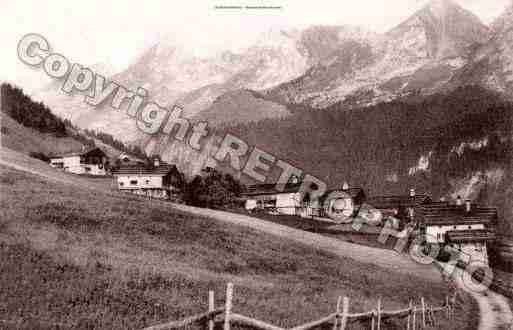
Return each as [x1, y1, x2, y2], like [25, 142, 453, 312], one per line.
[143, 283, 456, 330]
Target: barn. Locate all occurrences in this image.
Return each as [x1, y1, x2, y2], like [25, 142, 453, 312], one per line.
[366, 189, 431, 228]
[242, 182, 305, 215]
[417, 199, 497, 265]
[112, 158, 183, 200]
[242, 181, 366, 220]
[49, 147, 107, 175]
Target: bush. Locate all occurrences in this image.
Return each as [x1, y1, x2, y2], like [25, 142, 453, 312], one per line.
[184, 167, 243, 208]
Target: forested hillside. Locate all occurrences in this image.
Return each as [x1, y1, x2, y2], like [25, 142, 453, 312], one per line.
[1, 83, 146, 162]
[1, 83, 67, 136]
[219, 86, 513, 235]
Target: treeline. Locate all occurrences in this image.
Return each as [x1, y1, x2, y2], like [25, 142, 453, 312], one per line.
[1, 83, 67, 136]
[1, 82, 147, 161]
[218, 85, 513, 236]
[218, 85, 511, 192]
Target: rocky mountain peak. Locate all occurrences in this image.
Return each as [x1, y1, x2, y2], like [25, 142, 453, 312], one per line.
[491, 2, 513, 34]
[425, 0, 457, 17]
[388, 0, 489, 59]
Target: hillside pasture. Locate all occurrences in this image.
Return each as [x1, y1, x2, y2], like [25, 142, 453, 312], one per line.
[0, 163, 478, 329]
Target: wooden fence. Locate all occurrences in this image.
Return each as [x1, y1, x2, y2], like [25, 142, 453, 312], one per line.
[143, 283, 456, 330]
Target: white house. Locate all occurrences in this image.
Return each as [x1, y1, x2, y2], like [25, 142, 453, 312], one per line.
[112, 159, 182, 200]
[49, 147, 107, 176]
[242, 183, 303, 215]
[242, 181, 366, 219]
[418, 199, 497, 265]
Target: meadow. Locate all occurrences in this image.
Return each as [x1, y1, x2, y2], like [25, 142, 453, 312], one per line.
[0, 165, 477, 329]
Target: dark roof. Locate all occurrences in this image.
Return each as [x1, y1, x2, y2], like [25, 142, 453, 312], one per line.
[51, 147, 106, 159]
[418, 202, 497, 226]
[112, 163, 178, 176]
[242, 183, 303, 196]
[366, 194, 431, 210]
[446, 230, 496, 243]
[242, 183, 365, 202]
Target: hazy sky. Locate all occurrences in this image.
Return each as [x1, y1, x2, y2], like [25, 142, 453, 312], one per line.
[1, 0, 511, 92]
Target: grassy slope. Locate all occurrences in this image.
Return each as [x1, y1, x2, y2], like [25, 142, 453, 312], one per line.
[1, 113, 84, 156]
[0, 162, 476, 329]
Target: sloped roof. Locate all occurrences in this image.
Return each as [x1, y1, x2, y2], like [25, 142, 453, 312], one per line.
[418, 202, 497, 226]
[446, 229, 496, 243]
[367, 194, 431, 210]
[242, 183, 365, 202]
[112, 163, 178, 176]
[51, 147, 106, 159]
[242, 182, 303, 196]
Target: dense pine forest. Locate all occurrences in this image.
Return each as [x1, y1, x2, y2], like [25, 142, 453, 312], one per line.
[1, 83, 68, 136]
[1, 83, 146, 160]
[219, 86, 513, 235]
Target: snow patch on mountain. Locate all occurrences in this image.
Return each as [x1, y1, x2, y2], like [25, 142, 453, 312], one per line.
[451, 137, 489, 155]
[408, 151, 433, 176]
[449, 168, 505, 200]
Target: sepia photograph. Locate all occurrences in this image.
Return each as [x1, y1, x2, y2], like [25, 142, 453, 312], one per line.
[1, 0, 512, 328]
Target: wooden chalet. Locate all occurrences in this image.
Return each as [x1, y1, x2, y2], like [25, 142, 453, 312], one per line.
[49, 147, 107, 176]
[112, 158, 182, 200]
[417, 199, 497, 265]
[242, 182, 305, 215]
[242, 181, 366, 220]
[366, 189, 431, 227]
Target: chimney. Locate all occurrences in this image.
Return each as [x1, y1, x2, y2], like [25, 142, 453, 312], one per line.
[154, 158, 160, 167]
[456, 195, 462, 206]
[342, 182, 349, 191]
[465, 199, 471, 213]
[410, 188, 416, 197]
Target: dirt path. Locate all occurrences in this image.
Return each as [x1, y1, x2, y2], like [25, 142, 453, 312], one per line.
[438, 263, 513, 330]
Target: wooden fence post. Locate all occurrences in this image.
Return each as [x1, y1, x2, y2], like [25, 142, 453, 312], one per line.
[445, 295, 449, 319]
[377, 298, 381, 330]
[224, 283, 233, 330]
[421, 297, 426, 329]
[209, 290, 215, 330]
[412, 304, 416, 330]
[407, 301, 412, 330]
[429, 307, 436, 327]
[333, 296, 341, 330]
[340, 297, 349, 330]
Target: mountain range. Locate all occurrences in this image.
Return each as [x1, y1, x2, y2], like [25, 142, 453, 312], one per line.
[36, 0, 512, 129]
[32, 0, 513, 175]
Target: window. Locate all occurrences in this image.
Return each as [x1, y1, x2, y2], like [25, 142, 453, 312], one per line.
[130, 180, 138, 185]
[119, 182, 124, 186]
[146, 179, 150, 184]
[85, 167, 91, 172]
